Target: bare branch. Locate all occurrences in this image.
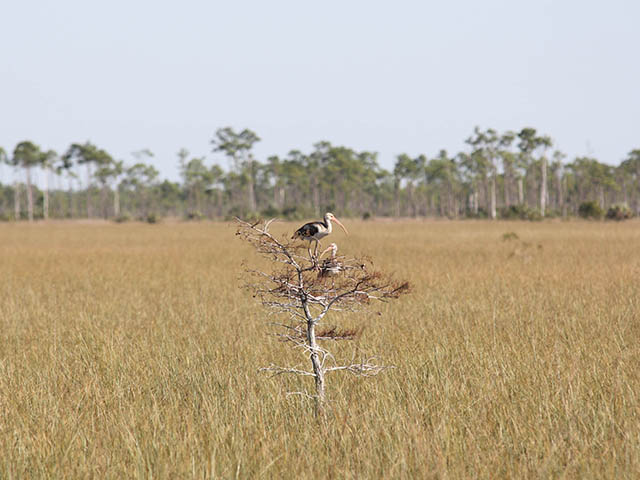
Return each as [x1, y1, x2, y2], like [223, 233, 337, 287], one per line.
[259, 364, 316, 377]
[326, 360, 395, 377]
[286, 391, 317, 400]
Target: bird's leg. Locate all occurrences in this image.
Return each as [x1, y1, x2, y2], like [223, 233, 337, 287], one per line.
[308, 240, 320, 267]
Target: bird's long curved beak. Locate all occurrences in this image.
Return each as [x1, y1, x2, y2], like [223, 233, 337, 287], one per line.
[319, 246, 332, 259]
[333, 217, 348, 235]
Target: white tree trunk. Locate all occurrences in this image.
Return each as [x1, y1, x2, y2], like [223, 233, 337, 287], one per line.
[26, 166, 34, 222]
[247, 173, 256, 213]
[407, 184, 414, 217]
[114, 187, 120, 217]
[518, 177, 524, 205]
[86, 163, 92, 218]
[504, 170, 510, 207]
[306, 319, 325, 413]
[490, 173, 497, 220]
[599, 187, 605, 209]
[556, 171, 563, 211]
[273, 182, 279, 208]
[540, 157, 547, 217]
[302, 299, 325, 415]
[14, 182, 21, 220]
[313, 178, 320, 216]
[43, 171, 49, 220]
[68, 177, 74, 219]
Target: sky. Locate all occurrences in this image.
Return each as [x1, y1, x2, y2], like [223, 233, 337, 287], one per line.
[1, 0, 639, 184]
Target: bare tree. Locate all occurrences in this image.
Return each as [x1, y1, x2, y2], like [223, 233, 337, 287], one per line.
[236, 218, 409, 416]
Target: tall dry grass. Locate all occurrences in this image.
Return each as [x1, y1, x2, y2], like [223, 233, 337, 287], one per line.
[1, 220, 639, 478]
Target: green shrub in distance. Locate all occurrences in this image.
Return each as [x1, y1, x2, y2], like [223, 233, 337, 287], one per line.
[114, 213, 132, 223]
[467, 208, 488, 219]
[578, 201, 604, 220]
[280, 205, 316, 221]
[260, 205, 280, 219]
[605, 204, 633, 221]
[500, 205, 542, 221]
[185, 210, 204, 221]
[225, 206, 260, 222]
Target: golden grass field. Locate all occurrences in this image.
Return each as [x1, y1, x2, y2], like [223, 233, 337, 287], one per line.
[1, 219, 639, 478]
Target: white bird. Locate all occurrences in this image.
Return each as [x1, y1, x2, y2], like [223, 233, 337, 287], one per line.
[318, 243, 342, 277]
[291, 213, 348, 258]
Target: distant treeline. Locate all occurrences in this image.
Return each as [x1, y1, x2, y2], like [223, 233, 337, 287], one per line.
[1, 127, 639, 222]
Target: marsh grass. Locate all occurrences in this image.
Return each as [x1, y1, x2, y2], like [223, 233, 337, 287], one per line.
[1, 220, 639, 478]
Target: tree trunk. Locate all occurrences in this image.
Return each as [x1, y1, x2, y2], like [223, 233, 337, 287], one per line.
[141, 188, 149, 218]
[540, 157, 547, 217]
[273, 181, 279, 208]
[246, 160, 257, 213]
[14, 182, 20, 220]
[490, 173, 497, 220]
[26, 166, 34, 222]
[86, 165, 92, 219]
[504, 168, 510, 207]
[556, 171, 563, 212]
[637, 168, 640, 215]
[599, 187, 605, 209]
[301, 297, 325, 416]
[247, 176, 256, 212]
[217, 190, 224, 217]
[101, 186, 108, 218]
[68, 178, 74, 219]
[306, 318, 325, 415]
[114, 187, 120, 217]
[43, 170, 49, 220]
[312, 178, 320, 216]
[452, 192, 458, 219]
[518, 177, 524, 205]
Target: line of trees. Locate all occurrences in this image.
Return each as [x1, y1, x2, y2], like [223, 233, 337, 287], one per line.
[1, 127, 639, 222]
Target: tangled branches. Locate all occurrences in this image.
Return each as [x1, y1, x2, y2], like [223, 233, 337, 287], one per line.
[236, 217, 409, 415]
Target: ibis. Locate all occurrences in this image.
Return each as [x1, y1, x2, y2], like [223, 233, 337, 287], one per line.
[291, 213, 348, 258]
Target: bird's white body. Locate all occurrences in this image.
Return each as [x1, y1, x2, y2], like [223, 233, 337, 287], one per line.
[319, 243, 342, 277]
[312, 217, 332, 241]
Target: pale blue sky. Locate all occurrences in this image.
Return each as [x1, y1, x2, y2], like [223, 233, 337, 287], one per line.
[1, 0, 638, 182]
